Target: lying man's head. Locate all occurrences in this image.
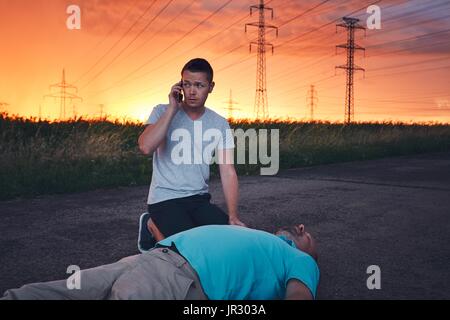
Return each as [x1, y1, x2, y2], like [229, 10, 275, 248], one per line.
[275, 224, 318, 261]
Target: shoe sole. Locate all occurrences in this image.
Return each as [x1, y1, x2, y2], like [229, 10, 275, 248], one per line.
[137, 212, 154, 253]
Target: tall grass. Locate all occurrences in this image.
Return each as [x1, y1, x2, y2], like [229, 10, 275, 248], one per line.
[1, 112, 450, 200]
[0, 113, 151, 200]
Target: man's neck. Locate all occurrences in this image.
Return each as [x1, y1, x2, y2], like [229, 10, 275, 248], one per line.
[182, 104, 206, 121]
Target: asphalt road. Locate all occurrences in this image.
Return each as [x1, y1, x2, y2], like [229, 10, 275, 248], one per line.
[1, 152, 449, 299]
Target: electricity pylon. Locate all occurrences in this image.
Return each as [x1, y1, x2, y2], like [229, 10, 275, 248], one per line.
[223, 89, 241, 120]
[99, 104, 105, 119]
[44, 69, 82, 120]
[336, 17, 365, 124]
[245, 0, 278, 120]
[307, 85, 318, 121]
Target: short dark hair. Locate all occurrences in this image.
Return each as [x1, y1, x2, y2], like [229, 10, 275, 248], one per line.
[181, 58, 214, 83]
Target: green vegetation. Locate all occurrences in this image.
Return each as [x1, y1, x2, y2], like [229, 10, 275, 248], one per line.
[1, 112, 450, 200]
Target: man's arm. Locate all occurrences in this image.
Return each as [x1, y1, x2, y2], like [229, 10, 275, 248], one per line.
[218, 148, 246, 226]
[138, 107, 177, 155]
[138, 82, 182, 155]
[285, 279, 313, 300]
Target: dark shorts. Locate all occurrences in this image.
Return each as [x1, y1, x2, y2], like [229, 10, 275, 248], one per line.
[148, 193, 229, 238]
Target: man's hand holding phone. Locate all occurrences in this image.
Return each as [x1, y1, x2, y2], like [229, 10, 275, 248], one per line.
[168, 80, 183, 114]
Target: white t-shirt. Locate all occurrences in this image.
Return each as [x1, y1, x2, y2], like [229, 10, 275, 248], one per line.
[145, 104, 235, 205]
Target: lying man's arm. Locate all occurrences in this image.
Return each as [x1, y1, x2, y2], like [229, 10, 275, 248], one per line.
[285, 279, 313, 300]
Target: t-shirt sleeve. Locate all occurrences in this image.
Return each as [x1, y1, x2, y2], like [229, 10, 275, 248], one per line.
[145, 105, 164, 125]
[285, 253, 320, 299]
[218, 120, 235, 150]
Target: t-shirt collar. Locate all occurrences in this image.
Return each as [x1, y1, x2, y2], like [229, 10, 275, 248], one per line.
[277, 234, 297, 249]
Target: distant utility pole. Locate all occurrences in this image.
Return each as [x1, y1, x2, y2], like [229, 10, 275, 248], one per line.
[72, 104, 77, 119]
[307, 85, 318, 121]
[98, 104, 105, 119]
[44, 69, 82, 121]
[223, 89, 241, 120]
[336, 17, 365, 124]
[245, 0, 278, 120]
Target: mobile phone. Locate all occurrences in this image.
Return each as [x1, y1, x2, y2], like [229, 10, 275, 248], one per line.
[176, 80, 183, 103]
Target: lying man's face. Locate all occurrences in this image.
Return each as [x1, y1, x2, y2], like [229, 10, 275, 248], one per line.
[276, 224, 318, 261]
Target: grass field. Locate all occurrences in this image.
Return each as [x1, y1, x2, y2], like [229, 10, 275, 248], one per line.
[1, 112, 450, 200]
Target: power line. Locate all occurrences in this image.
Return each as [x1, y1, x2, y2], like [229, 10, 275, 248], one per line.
[97, 1, 273, 106]
[369, 56, 450, 72]
[75, 0, 140, 64]
[85, 0, 333, 100]
[368, 28, 450, 50]
[231, 53, 335, 99]
[271, 73, 337, 104]
[87, 0, 446, 124]
[368, 39, 450, 58]
[231, 36, 447, 107]
[273, 0, 380, 50]
[246, 4, 450, 94]
[100, 2, 254, 98]
[114, 0, 197, 66]
[260, 0, 450, 117]
[209, 0, 353, 98]
[215, 0, 382, 78]
[365, 12, 450, 40]
[320, 92, 450, 102]
[373, 91, 450, 100]
[351, 0, 407, 20]
[365, 64, 450, 79]
[95, 0, 283, 97]
[213, 0, 340, 119]
[88, 0, 446, 114]
[320, 96, 446, 105]
[84, 0, 236, 99]
[79, 0, 173, 90]
[277, 0, 331, 28]
[114, 0, 281, 84]
[368, 0, 450, 28]
[74, 0, 158, 85]
[279, 64, 450, 111]
[213, 0, 339, 66]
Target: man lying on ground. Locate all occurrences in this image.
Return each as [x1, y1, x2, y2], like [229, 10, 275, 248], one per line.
[2, 224, 319, 300]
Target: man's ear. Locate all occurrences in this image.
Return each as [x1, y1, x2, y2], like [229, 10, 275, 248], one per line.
[298, 224, 305, 234]
[208, 81, 215, 93]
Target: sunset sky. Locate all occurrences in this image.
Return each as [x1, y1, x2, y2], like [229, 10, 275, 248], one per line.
[0, 0, 449, 123]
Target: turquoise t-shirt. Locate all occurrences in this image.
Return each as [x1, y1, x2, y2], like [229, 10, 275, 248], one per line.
[158, 225, 320, 300]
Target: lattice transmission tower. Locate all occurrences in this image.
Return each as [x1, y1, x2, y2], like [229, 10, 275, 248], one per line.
[336, 17, 365, 124]
[245, 0, 278, 120]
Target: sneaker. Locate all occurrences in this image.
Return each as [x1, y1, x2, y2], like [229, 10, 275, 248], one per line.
[138, 212, 156, 253]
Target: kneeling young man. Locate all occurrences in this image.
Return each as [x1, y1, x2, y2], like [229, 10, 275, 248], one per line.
[137, 58, 245, 251]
